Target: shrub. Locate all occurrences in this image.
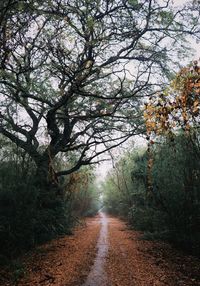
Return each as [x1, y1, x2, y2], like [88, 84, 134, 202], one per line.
[0, 160, 72, 259]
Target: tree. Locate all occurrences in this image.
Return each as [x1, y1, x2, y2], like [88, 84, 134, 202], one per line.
[144, 60, 200, 137]
[103, 59, 200, 255]
[103, 146, 147, 218]
[144, 59, 200, 195]
[103, 136, 200, 255]
[0, 0, 199, 190]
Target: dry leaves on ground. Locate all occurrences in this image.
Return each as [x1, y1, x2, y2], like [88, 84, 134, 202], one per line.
[106, 217, 200, 286]
[0, 216, 100, 286]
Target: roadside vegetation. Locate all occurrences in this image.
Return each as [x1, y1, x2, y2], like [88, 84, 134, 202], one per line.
[103, 62, 200, 256]
[104, 133, 200, 255]
[0, 138, 99, 261]
[0, 0, 199, 265]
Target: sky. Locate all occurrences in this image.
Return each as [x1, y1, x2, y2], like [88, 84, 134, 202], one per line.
[96, 41, 200, 181]
[95, 0, 200, 181]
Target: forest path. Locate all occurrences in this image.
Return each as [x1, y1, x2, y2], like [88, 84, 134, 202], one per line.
[105, 216, 200, 286]
[82, 211, 108, 286]
[1, 213, 200, 286]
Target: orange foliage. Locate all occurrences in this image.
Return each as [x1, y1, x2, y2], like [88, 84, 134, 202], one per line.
[144, 60, 200, 195]
[67, 171, 89, 193]
[144, 60, 200, 138]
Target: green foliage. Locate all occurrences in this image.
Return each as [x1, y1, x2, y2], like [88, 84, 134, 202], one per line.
[127, 0, 138, 6]
[103, 133, 200, 256]
[103, 147, 147, 217]
[103, 176, 124, 216]
[151, 134, 200, 253]
[0, 140, 100, 260]
[0, 154, 75, 259]
[69, 167, 100, 218]
[1, 0, 199, 262]
[1, 0, 199, 184]
[0, 161, 73, 259]
[78, 185, 100, 217]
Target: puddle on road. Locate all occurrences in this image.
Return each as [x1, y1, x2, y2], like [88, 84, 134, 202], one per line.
[82, 211, 108, 286]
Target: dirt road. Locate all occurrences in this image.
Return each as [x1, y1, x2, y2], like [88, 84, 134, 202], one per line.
[1, 212, 200, 286]
[106, 216, 200, 286]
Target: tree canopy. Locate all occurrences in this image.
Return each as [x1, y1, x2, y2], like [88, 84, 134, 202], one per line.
[1, 0, 200, 262]
[0, 0, 199, 180]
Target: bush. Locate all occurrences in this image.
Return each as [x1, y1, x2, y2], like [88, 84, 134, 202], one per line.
[0, 160, 72, 259]
[103, 134, 200, 256]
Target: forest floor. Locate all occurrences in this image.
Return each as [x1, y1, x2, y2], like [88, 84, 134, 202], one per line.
[1, 212, 200, 286]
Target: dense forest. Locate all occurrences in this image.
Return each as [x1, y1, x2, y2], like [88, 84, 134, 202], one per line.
[103, 64, 200, 255]
[0, 138, 100, 259]
[0, 1, 200, 279]
[104, 132, 200, 255]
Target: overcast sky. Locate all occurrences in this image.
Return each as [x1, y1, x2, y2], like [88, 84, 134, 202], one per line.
[95, 0, 200, 181]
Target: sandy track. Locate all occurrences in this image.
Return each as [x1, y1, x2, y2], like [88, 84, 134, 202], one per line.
[0, 216, 100, 286]
[1, 213, 200, 286]
[106, 216, 200, 286]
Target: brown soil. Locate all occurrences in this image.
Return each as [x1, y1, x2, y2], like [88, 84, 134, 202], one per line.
[1, 214, 200, 286]
[0, 216, 100, 286]
[106, 216, 200, 286]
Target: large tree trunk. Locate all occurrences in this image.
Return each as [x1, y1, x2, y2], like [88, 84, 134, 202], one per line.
[34, 152, 64, 206]
[33, 154, 72, 238]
